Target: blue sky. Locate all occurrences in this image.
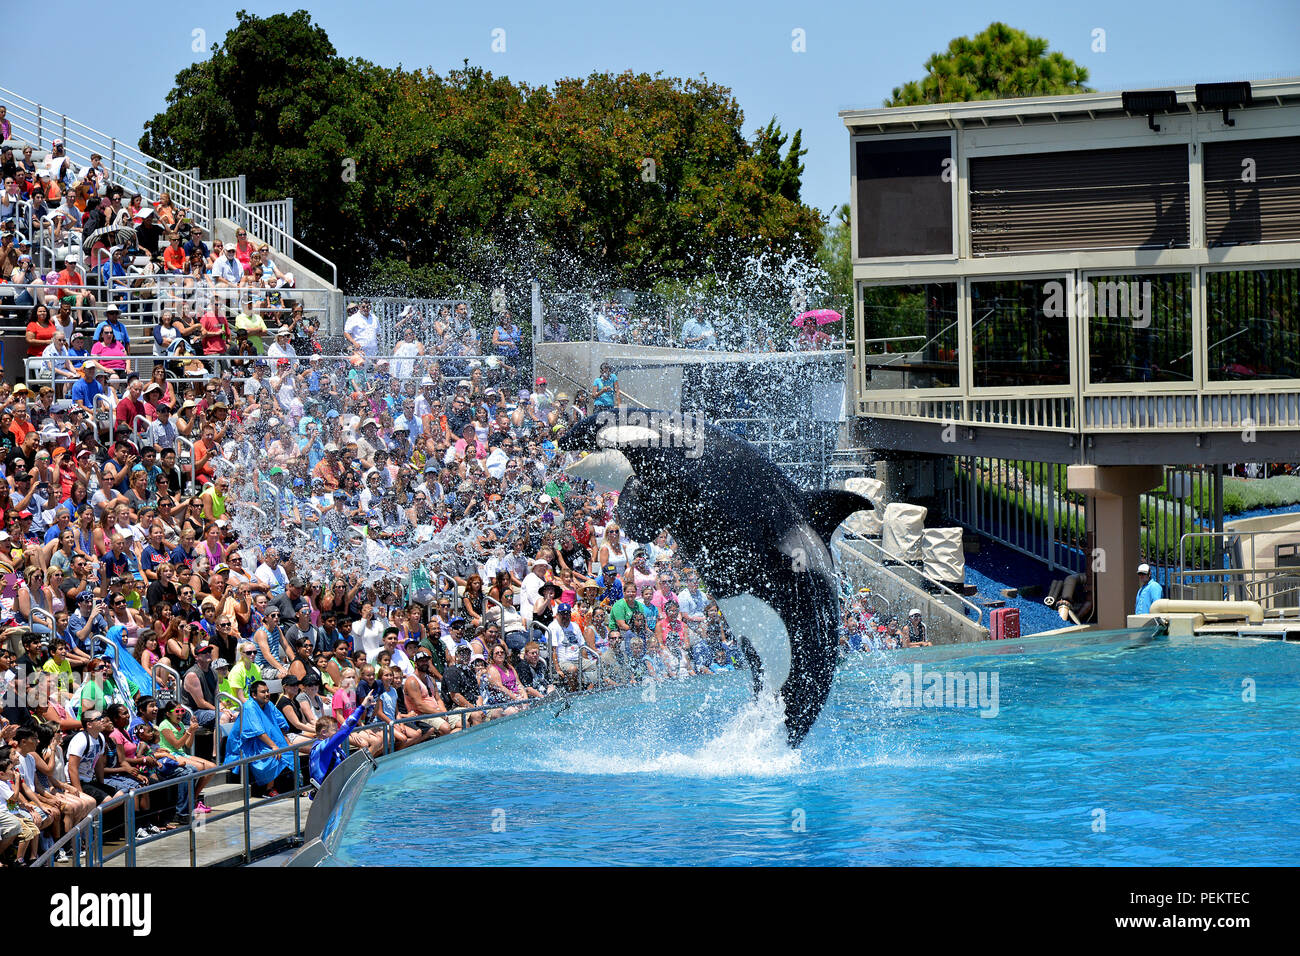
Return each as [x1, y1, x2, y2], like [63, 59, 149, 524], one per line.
[20, 0, 1300, 218]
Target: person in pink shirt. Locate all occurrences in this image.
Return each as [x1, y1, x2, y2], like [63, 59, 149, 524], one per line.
[90, 325, 129, 373]
[330, 668, 383, 756]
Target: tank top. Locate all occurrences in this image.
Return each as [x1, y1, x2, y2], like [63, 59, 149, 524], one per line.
[497, 665, 520, 695]
[600, 537, 632, 575]
[181, 662, 217, 711]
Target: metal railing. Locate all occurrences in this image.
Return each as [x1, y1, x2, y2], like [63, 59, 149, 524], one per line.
[1174, 529, 1300, 610]
[578, 643, 604, 688]
[216, 691, 244, 761]
[341, 297, 475, 355]
[436, 572, 461, 615]
[483, 593, 509, 639]
[33, 730, 314, 868]
[715, 417, 839, 490]
[839, 533, 984, 625]
[1, 85, 209, 230]
[247, 199, 294, 246]
[0, 86, 301, 251]
[216, 193, 335, 287]
[538, 290, 846, 354]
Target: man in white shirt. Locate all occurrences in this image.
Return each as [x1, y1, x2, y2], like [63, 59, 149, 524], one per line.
[266, 328, 296, 359]
[521, 557, 551, 613]
[367, 627, 414, 677]
[213, 246, 243, 285]
[546, 603, 589, 691]
[351, 603, 387, 658]
[345, 300, 380, 358]
[255, 548, 289, 596]
[676, 571, 708, 633]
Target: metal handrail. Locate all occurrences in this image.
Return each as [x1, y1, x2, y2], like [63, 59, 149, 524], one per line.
[436, 571, 460, 615]
[840, 533, 984, 625]
[152, 660, 181, 710]
[91, 392, 115, 430]
[216, 193, 336, 287]
[0, 84, 210, 226]
[578, 643, 603, 688]
[482, 592, 508, 639]
[1, 84, 299, 246]
[32, 724, 316, 867]
[217, 690, 244, 762]
[175, 434, 197, 490]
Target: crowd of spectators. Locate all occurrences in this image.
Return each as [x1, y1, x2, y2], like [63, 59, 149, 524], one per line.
[0, 288, 774, 864]
[841, 591, 932, 652]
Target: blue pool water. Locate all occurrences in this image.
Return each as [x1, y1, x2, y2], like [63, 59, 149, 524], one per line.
[329, 633, 1300, 866]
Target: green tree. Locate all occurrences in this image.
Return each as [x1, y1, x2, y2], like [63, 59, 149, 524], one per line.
[886, 22, 1092, 107]
[816, 202, 851, 315]
[141, 13, 823, 293]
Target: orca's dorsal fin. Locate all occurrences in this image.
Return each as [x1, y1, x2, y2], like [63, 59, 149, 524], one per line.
[803, 490, 873, 544]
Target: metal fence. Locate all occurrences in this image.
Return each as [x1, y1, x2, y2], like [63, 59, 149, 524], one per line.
[944, 456, 1226, 575]
[539, 289, 848, 354]
[216, 194, 333, 286]
[341, 297, 477, 355]
[715, 417, 839, 489]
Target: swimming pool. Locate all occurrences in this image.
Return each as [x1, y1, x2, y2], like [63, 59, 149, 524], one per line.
[327, 631, 1300, 866]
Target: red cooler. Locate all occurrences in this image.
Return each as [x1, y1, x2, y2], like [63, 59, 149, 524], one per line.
[990, 607, 1020, 641]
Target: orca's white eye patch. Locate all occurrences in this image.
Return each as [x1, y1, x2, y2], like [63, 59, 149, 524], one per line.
[597, 425, 661, 447]
[565, 448, 634, 492]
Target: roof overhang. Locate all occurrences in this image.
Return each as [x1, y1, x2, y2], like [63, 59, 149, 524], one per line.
[840, 77, 1300, 135]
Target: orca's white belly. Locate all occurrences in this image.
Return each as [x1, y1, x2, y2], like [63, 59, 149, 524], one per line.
[718, 594, 791, 691]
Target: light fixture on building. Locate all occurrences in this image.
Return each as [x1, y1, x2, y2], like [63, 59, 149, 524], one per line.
[1122, 89, 1178, 132]
[1195, 81, 1252, 126]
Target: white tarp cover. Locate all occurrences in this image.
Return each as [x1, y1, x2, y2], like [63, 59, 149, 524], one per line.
[843, 477, 885, 536]
[922, 527, 965, 582]
[882, 502, 927, 561]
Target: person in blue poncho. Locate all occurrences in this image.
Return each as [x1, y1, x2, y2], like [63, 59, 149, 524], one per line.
[226, 680, 297, 795]
[308, 690, 377, 789]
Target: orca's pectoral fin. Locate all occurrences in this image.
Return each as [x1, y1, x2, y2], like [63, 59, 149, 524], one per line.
[802, 490, 873, 544]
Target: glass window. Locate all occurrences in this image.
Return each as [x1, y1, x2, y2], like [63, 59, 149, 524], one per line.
[860, 283, 958, 388]
[1086, 272, 1192, 384]
[1206, 267, 1300, 381]
[854, 137, 953, 258]
[970, 279, 1070, 389]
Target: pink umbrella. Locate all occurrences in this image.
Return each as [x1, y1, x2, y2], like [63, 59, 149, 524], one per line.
[793, 309, 841, 327]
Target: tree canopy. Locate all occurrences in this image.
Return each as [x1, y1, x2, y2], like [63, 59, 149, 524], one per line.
[141, 10, 821, 292]
[886, 22, 1092, 106]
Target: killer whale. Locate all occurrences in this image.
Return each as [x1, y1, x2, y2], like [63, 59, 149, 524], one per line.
[562, 410, 871, 746]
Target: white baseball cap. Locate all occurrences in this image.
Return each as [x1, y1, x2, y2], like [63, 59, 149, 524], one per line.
[1137, 563, 1151, 575]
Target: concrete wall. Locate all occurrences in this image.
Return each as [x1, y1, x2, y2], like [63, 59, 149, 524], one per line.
[211, 218, 345, 333]
[534, 341, 847, 411]
[837, 538, 989, 645]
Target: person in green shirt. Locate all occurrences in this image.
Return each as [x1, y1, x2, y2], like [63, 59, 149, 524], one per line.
[227, 642, 262, 702]
[607, 594, 651, 635]
[215, 657, 234, 699]
[74, 659, 119, 717]
[41, 638, 74, 688]
[235, 307, 270, 353]
[543, 475, 571, 506]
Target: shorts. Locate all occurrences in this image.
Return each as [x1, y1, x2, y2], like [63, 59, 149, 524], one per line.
[0, 810, 23, 842]
[193, 708, 218, 728]
[503, 630, 527, 652]
[80, 781, 116, 805]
